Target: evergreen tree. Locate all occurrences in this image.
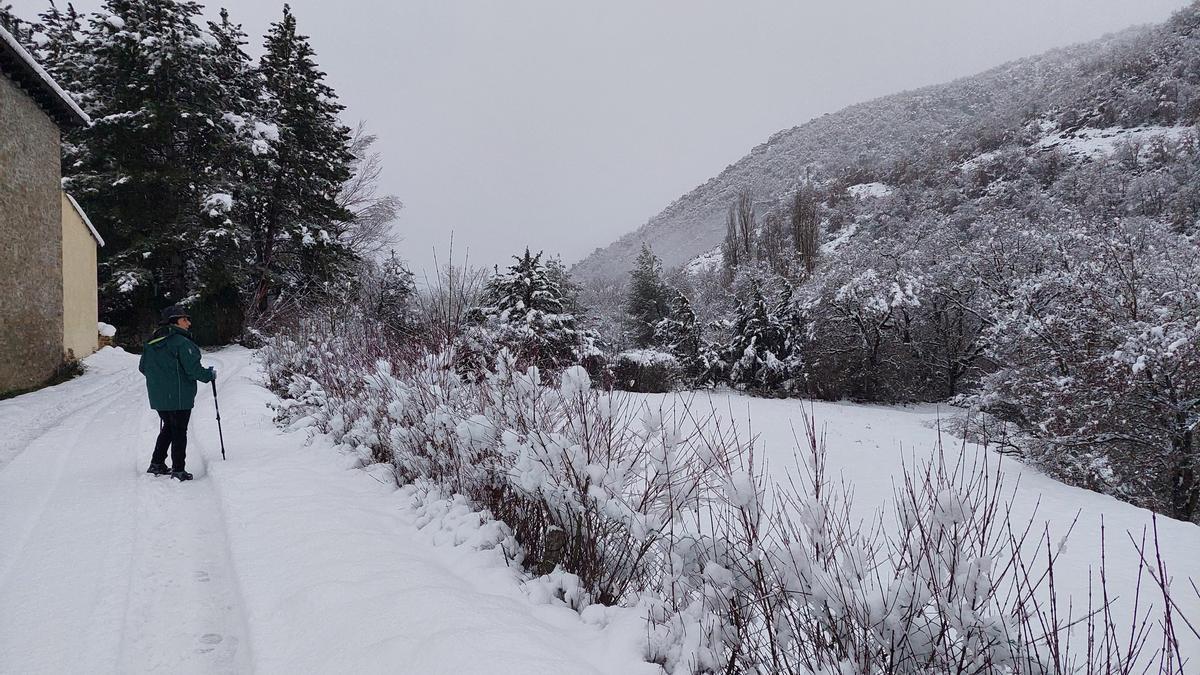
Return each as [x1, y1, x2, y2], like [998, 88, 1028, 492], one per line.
[721, 277, 798, 390]
[463, 249, 596, 373]
[28, 2, 88, 98]
[66, 0, 235, 337]
[544, 254, 582, 316]
[654, 290, 706, 380]
[0, 4, 35, 44]
[624, 243, 671, 347]
[188, 7, 265, 342]
[362, 250, 416, 333]
[247, 4, 356, 316]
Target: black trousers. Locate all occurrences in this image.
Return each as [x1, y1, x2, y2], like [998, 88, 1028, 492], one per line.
[152, 409, 192, 471]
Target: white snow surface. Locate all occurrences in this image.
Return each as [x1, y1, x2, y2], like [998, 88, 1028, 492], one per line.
[633, 391, 1200, 664]
[0, 347, 654, 674]
[1036, 125, 1193, 159]
[846, 181, 893, 199]
[616, 349, 678, 366]
[819, 222, 858, 254]
[682, 247, 722, 275]
[3, 347, 1196, 671]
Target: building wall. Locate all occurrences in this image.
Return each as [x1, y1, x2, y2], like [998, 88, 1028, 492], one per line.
[61, 194, 98, 360]
[0, 73, 65, 394]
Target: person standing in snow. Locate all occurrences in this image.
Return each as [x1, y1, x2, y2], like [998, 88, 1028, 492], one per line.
[138, 305, 216, 481]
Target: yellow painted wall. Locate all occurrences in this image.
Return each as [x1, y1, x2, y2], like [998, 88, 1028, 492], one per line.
[61, 193, 98, 360]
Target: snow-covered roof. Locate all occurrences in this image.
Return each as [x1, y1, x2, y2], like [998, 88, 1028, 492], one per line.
[0, 23, 90, 128]
[65, 193, 105, 247]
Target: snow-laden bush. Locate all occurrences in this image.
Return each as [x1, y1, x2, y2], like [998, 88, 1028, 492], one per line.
[611, 349, 681, 393]
[261, 314, 1195, 674]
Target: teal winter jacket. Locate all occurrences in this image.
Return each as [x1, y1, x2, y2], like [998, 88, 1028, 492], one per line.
[138, 325, 214, 411]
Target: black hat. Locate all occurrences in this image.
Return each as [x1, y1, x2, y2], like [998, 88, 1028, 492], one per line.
[160, 304, 190, 325]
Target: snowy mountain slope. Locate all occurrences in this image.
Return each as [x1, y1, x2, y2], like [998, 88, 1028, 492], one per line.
[573, 5, 1200, 282]
[0, 348, 654, 674]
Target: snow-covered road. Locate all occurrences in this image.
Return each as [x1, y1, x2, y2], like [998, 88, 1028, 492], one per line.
[0, 347, 250, 673]
[0, 347, 653, 675]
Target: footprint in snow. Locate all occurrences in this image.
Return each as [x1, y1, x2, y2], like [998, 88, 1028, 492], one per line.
[196, 633, 223, 653]
[194, 570, 210, 582]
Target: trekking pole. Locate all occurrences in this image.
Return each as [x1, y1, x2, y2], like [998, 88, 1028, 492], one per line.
[211, 379, 227, 460]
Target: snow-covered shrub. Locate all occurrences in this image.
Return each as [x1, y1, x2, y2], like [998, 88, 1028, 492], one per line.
[974, 218, 1200, 521]
[261, 310, 1194, 674]
[611, 349, 681, 393]
[647, 411, 1195, 674]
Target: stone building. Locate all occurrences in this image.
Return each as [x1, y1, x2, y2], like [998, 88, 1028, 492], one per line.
[0, 24, 95, 395]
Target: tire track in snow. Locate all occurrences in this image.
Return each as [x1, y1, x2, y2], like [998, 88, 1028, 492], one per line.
[0, 367, 142, 471]
[0, 348, 254, 673]
[0, 367, 143, 594]
[117, 348, 255, 673]
[0, 370, 147, 672]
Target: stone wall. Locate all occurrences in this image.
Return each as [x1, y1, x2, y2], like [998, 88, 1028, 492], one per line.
[0, 73, 65, 394]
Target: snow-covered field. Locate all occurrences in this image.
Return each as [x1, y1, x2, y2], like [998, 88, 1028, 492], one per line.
[636, 391, 1200, 663]
[2, 347, 1197, 672]
[0, 347, 653, 675]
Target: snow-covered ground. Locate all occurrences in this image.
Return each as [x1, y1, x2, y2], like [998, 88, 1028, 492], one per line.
[3, 347, 1197, 672]
[635, 391, 1200, 663]
[1035, 125, 1193, 159]
[845, 181, 893, 199]
[0, 347, 653, 675]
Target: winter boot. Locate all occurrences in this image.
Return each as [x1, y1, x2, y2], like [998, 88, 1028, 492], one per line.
[147, 462, 171, 476]
[171, 470, 194, 481]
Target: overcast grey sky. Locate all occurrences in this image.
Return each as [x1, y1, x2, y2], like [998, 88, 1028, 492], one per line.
[11, 0, 1193, 274]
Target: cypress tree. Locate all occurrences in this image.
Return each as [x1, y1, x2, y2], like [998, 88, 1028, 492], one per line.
[624, 243, 671, 347]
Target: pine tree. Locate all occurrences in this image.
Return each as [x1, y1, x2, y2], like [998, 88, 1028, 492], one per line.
[247, 4, 356, 315]
[186, 7, 268, 342]
[363, 250, 416, 333]
[0, 4, 35, 44]
[654, 290, 706, 380]
[721, 277, 797, 390]
[544, 254, 582, 316]
[463, 249, 595, 373]
[65, 0, 234, 336]
[624, 243, 671, 347]
[27, 2, 88, 98]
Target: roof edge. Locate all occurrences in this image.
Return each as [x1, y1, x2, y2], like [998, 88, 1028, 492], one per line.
[0, 23, 90, 128]
[65, 192, 105, 247]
